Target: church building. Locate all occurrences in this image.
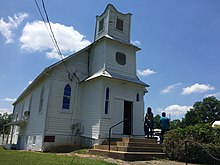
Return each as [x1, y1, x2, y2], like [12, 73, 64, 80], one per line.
[6, 4, 149, 151]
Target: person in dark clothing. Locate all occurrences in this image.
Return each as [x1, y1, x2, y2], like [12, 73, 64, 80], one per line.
[144, 107, 154, 137]
[159, 112, 170, 143]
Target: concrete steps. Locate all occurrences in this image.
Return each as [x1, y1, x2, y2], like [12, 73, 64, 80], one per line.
[89, 137, 166, 161]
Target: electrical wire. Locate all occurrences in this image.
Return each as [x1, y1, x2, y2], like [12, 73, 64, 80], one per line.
[34, 0, 73, 81]
[34, 0, 57, 49]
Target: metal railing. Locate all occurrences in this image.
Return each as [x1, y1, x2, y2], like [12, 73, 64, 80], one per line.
[185, 140, 220, 165]
[108, 118, 129, 151]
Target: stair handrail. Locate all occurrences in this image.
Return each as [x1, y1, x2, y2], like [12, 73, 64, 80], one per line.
[185, 140, 220, 165]
[108, 118, 129, 151]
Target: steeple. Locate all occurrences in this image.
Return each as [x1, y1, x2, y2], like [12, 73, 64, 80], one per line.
[94, 4, 132, 43]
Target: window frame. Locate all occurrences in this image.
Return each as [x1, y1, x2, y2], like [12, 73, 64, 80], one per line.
[98, 18, 104, 33]
[103, 87, 110, 117]
[62, 84, 71, 110]
[39, 87, 44, 113]
[28, 96, 32, 112]
[116, 18, 124, 32]
[116, 52, 126, 65]
[136, 93, 140, 102]
[21, 102, 25, 116]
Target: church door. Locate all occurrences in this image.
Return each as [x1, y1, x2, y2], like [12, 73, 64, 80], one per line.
[123, 101, 132, 135]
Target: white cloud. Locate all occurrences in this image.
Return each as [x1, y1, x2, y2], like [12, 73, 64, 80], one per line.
[20, 21, 91, 59]
[1, 97, 16, 102]
[159, 104, 192, 117]
[182, 83, 215, 95]
[161, 83, 182, 94]
[0, 108, 12, 114]
[137, 69, 156, 76]
[206, 92, 220, 99]
[0, 13, 28, 44]
[131, 40, 141, 47]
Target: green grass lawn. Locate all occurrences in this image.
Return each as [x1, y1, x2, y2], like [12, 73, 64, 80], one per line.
[0, 147, 116, 165]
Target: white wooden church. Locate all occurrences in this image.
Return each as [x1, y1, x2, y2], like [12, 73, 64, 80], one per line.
[6, 4, 149, 151]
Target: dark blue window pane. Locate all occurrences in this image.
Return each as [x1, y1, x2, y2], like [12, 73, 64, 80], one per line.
[105, 101, 109, 114]
[136, 93, 139, 102]
[64, 84, 71, 96]
[106, 87, 109, 100]
[62, 84, 71, 110]
[62, 96, 70, 109]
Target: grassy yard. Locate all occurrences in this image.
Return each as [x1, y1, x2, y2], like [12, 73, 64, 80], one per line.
[0, 147, 116, 165]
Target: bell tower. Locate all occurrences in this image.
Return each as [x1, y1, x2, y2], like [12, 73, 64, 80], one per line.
[94, 4, 132, 43]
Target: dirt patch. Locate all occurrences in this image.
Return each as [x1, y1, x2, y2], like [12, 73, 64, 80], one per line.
[64, 153, 199, 165]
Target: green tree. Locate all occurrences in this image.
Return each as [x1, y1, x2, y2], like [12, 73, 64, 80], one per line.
[183, 96, 220, 126]
[0, 113, 12, 134]
[153, 114, 161, 128]
[170, 119, 183, 129]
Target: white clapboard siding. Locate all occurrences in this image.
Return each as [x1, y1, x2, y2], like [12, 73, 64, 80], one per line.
[108, 8, 131, 43]
[13, 78, 50, 135]
[105, 40, 136, 78]
[45, 51, 89, 138]
[90, 41, 105, 75]
[80, 79, 103, 139]
[26, 80, 49, 134]
[94, 4, 131, 43]
[45, 79, 75, 135]
[11, 77, 50, 151]
[99, 78, 145, 138]
[52, 51, 89, 82]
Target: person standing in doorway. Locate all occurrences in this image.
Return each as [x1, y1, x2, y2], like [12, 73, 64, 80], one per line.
[144, 107, 154, 137]
[159, 112, 170, 143]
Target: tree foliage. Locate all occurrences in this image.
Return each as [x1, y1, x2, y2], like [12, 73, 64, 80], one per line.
[164, 124, 220, 164]
[153, 114, 161, 128]
[183, 96, 220, 126]
[0, 113, 12, 134]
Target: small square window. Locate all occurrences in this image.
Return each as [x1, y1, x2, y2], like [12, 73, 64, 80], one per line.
[99, 18, 104, 32]
[116, 18, 123, 31]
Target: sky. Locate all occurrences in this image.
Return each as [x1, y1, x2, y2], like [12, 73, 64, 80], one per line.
[0, 0, 220, 120]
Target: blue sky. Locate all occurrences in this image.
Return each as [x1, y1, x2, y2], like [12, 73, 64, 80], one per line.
[1, 0, 220, 120]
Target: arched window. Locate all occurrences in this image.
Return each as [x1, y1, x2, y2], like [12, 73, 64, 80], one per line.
[28, 96, 32, 112]
[136, 93, 139, 102]
[39, 88, 44, 113]
[62, 84, 71, 110]
[21, 102, 25, 116]
[104, 87, 110, 114]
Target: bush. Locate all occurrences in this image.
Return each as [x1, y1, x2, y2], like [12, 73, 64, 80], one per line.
[163, 123, 220, 164]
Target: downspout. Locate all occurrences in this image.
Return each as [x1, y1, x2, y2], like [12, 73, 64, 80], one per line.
[42, 69, 51, 151]
[70, 49, 91, 140]
[70, 81, 79, 140]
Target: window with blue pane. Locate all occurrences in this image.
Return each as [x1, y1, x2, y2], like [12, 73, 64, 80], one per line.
[62, 84, 71, 109]
[136, 93, 139, 102]
[105, 87, 109, 114]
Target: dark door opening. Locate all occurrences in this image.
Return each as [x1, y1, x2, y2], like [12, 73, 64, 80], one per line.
[123, 101, 132, 135]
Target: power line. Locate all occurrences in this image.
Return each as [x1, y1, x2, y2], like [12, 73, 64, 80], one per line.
[34, 0, 58, 57]
[34, 0, 73, 81]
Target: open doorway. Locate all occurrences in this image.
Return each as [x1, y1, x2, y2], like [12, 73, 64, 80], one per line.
[123, 101, 132, 135]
